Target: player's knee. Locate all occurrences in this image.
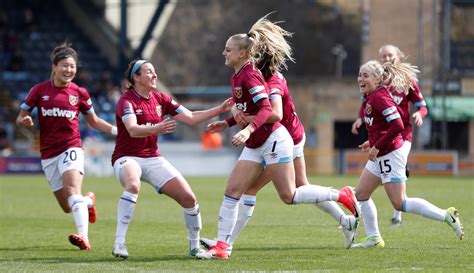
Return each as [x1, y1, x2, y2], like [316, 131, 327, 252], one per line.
[279, 192, 294, 204]
[392, 201, 404, 211]
[176, 192, 197, 208]
[179, 198, 197, 208]
[125, 180, 140, 194]
[61, 206, 71, 213]
[355, 190, 369, 201]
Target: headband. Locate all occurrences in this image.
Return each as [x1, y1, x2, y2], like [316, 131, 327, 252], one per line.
[129, 60, 147, 80]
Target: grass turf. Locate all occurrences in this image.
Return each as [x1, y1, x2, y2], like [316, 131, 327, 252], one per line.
[0, 175, 472, 272]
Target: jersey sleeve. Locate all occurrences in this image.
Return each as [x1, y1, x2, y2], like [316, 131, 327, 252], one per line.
[244, 72, 269, 104]
[267, 76, 283, 101]
[225, 116, 237, 127]
[160, 93, 182, 116]
[20, 86, 39, 112]
[79, 87, 94, 115]
[373, 94, 404, 150]
[117, 97, 136, 122]
[408, 83, 428, 118]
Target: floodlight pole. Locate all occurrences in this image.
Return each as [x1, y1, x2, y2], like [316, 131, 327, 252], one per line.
[119, 0, 128, 73]
[441, 0, 451, 150]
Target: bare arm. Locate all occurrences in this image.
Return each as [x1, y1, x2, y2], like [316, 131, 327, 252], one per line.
[233, 96, 283, 127]
[85, 112, 116, 135]
[123, 116, 176, 138]
[16, 109, 34, 127]
[173, 98, 233, 126]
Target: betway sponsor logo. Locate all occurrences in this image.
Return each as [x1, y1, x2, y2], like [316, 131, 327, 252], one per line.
[144, 122, 159, 127]
[41, 107, 77, 120]
[364, 116, 373, 126]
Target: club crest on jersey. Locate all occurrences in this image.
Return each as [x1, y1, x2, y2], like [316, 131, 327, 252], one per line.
[69, 95, 78, 106]
[365, 103, 372, 115]
[156, 105, 162, 117]
[234, 87, 243, 98]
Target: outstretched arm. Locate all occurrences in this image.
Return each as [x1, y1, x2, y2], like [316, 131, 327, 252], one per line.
[122, 116, 176, 138]
[85, 112, 117, 135]
[174, 98, 233, 126]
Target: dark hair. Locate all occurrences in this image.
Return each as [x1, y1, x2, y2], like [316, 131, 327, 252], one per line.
[50, 42, 78, 65]
[124, 59, 148, 86]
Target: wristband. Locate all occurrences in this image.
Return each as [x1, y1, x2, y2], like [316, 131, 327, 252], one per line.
[111, 126, 118, 135]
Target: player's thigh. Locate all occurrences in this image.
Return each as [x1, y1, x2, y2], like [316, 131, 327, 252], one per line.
[161, 175, 197, 208]
[267, 162, 296, 204]
[384, 182, 406, 210]
[113, 156, 143, 193]
[226, 159, 262, 198]
[245, 167, 270, 196]
[355, 166, 381, 200]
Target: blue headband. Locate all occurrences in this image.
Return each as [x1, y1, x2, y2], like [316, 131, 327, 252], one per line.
[129, 60, 147, 80]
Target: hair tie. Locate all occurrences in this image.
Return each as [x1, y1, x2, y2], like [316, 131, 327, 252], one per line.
[129, 60, 147, 81]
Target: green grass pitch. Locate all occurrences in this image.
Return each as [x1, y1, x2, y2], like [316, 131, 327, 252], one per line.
[0, 175, 473, 272]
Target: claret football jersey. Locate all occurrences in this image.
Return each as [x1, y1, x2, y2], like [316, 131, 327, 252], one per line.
[267, 72, 304, 145]
[231, 63, 280, 148]
[21, 80, 94, 159]
[111, 89, 181, 165]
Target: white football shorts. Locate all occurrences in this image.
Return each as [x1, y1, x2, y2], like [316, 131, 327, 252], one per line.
[365, 141, 409, 184]
[293, 133, 306, 159]
[113, 156, 182, 193]
[41, 147, 85, 192]
[238, 126, 293, 165]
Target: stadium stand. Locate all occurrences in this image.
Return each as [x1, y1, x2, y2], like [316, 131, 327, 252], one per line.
[0, 0, 121, 154]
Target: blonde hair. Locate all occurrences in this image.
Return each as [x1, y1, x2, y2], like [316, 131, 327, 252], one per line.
[230, 14, 294, 77]
[384, 61, 419, 94]
[379, 44, 407, 63]
[363, 60, 419, 95]
[248, 14, 294, 77]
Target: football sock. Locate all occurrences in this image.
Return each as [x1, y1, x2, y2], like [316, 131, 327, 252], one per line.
[402, 198, 445, 221]
[392, 209, 402, 220]
[360, 198, 380, 237]
[315, 201, 348, 226]
[115, 191, 138, 244]
[68, 194, 88, 238]
[217, 195, 239, 243]
[183, 204, 202, 250]
[293, 185, 339, 204]
[229, 194, 256, 245]
[84, 195, 93, 208]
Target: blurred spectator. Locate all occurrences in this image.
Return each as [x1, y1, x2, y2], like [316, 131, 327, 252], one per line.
[0, 126, 14, 156]
[75, 69, 93, 92]
[107, 85, 121, 105]
[92, 71, 114, 99]
[3, 29, 18, 54]
[7, 47, 25, 72]
[22, 8, 40, 40]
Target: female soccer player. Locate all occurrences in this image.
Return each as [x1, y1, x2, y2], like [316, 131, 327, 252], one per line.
[196, 17, 360, 260]
[111, 59, 232, 259]
[16, 42, 117, 250]
[200, 16, 358, 255]
[351, 60, 463, 248]
[351, 44, 428, 226]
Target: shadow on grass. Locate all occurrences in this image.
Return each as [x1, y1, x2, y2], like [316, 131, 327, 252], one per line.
[0, 255, 193, 263]
[0, 244, 343, 264]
